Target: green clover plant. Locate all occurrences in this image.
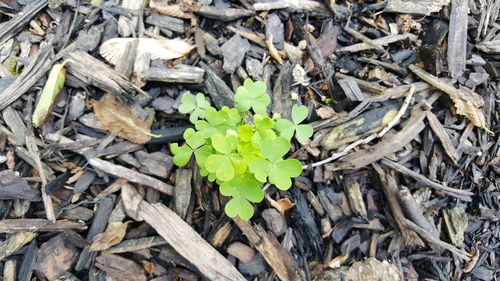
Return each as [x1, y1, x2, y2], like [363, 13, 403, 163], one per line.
[170, 79, 313, 220]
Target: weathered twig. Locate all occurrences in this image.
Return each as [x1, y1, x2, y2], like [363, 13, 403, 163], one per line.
[0, 0, 48, 44]
[0, 219, 87, 233]
[337, 33, 418, 53]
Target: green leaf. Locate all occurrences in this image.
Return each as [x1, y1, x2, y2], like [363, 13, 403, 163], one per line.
[274, 119, 295, 140]
[260, 137, 290, 162]
[238, 124, 254, 142]
[269, 159, 302, 190]
[195, 93, 210, 108]
[234, 79, 270, 115]
[170, 143, 192, 167]
[295, 124, 314, 142]
[33, 60, 72, 128]
[179, 93, 196, 114]
[211, 134, 237, 154]
[292, 104, 309, 124]
[249, 158, 271, 182]
[225, 197, 254, 220]
[178, 93, 210, 124]
[204, 107, 226, 126]
[205, 154, 234, 181]
[220, 174, 264, 202]
[184, 128, 206, 149]
[194, 145, 212, 167]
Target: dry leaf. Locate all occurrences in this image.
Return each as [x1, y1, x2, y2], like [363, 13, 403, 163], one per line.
[92, 94, 158, 144]
[149, 0, 193, 19]
[266, 195, 295, 215]
[89, 221, 129, 251]
[100, 38, 194, 65]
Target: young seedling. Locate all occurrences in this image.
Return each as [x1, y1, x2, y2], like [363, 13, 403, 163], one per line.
[170, 79, 313, 220]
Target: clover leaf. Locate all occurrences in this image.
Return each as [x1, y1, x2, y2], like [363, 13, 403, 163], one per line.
[235, 79, 270, 116]
[220, 174, 264, 220]
[205, 154, 234, 181]
[249, 137, 302, 189]
[179, 93, 210, 124]
[275, 104, 313, 142]
[170, 129, 208, 167]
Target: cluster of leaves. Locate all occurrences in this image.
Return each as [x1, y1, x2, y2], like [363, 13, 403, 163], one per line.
[170, 79, 313, 220]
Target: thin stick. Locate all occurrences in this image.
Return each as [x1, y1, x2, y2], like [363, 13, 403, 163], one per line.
[304, 85, 415, 169]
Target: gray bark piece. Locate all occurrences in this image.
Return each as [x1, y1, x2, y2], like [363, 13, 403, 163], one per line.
[447, 0, 469, 78]
[221, 34, 250, 74]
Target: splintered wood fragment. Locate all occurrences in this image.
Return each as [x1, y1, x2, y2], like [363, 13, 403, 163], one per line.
[221, 34, 250, 74]
[338, 79, 368, 101]
[227, 26, 266, 47]
[121, 184, 245, 281]
[381, 158, 473, 200]
[373, 164, 424, 246]
[384, 0, 449, 15]
[195, 5, 254, 22]
[4, 259, 16, 281]
[0, 0, 48, 44]
[89, 158, 174, 195]
[399, 186, 439, 239]
[105, 236, 167, 254]
[426, 112, 460, 165]
[357, 57, 408, 76]
[0, 43, 54, 111]
[272, 62, 294, 119]
[0, 219, 87, 233]
[476, 40, 500, 53]
[0, 170, 41, 201]
[142, 65, 205, 84]
[174, 169, 192, 220]
[408, 65, 489, 131]
[233, 217, 298, 281]
[253, 0, 327, 13]
[0, 232, 37, 261]
[2, 107, 27, 146]
[64, 51, 146, 104]
[146, 13, 185, 33]
[343, 25, 385, 53]
[344, 176, 367, 218]
[18, 241, 37, 281]
[199, 62, 235, 108]
[96, 253, 147, 281]
[447, 0, 469, 78]
[266, 34, 283, 64]
[335, 73, 386, 94]
[338, 33, 417, 53]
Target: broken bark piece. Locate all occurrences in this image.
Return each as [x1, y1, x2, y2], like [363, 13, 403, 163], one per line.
[146, 13, 185, 33]
[89, 221, 129, 252]
[0, 219, 86, 233]
[233, 218, 298, 281]
[337, 33, 417, 53]
[262, 209, 287, 236]
[443, 207, 468, 246]
[195, 5, 254, 22]
[316, 26, 341, 58]
[96, 253, 147, 281]
[105, 236, 167, 254]
[399, 186, 439, 239]
[384, 0, 449, 15]
[344, 175, 367, 218]
[135, 151, 173, 179]
[142, 65, 205, 84]
[18, 241, 37, 281]
[266, 13, 284, 50]
[34, 235, 78, 280]
[338, 79, 368, 101]
[321, 102, 400, 151]
[476, 40, 500, 53]
[447, 0, 469, 78]
[2, 106, 27, 146]
[0, 170, 41, 201]
[272, 61, 294, 119]
[221, 34, 250, 74]
[64, 51, 145, 104]
[335, 73, 387, 94]
[174, 169, 192, 220]
[199, 62, 235, 108]
[121, 184, 246, 281]
[426, 111, 460, 165]
[0, 232, 37, 261]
